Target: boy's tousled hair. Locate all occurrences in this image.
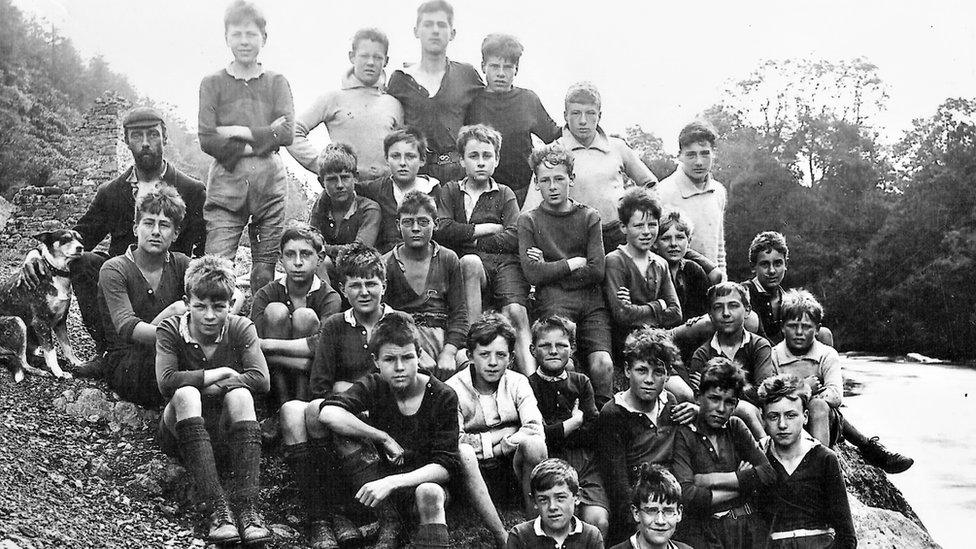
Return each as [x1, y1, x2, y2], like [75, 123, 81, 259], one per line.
[336, 241, 385, 284]
[617, 187, 662, 225]
[416, 0, 454, 26]
[466, 312, 516, 353]
[528, 143, 574, 177]
[279, 221, 325, 253]
[184, 255, 237, 302]
[780, 288, 825, 325]
[758, 374, 811, 410]
[564, 81, 601, 108]
[318, 142, 359, 181]
[631, 463, 682, 507]
[706, 281, 751, 309]
[748, 231, 789, 265]
[481, 33, 524, 65]
[224, 0, 267, 36]
[136, 186, 186, 229]
[384, 127, 428, 162]
[368, 311, 421, 356]
[678, 120, 718, 150]
[398, 190, 438, 219]
[530, 458, 580, 496]
[351, 27, 390, 55]
[622, 327, 681, 375]
[530, 315, 576, 346]
[658, 205, 695, 238]
[698, 357, 746, 397]
[456, 124, 502, 156]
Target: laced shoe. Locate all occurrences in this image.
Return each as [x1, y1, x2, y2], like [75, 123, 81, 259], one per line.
[332, 512, 363, 546]
[309, 519, 339, 549]
[207, 501, 240, 544]
[238, 505, 273, 545]
[861, 437, 914, 474]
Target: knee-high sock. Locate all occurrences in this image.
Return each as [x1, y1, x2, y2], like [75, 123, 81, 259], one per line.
[175, 417, 224, 509]
[308, 435, 340, 507]
[283, 442, 328, 520]
[226, 420, 263, 506]
[412, 523, 450, 549]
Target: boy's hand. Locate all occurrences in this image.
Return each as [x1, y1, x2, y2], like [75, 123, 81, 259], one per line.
[738, 460, 751, 472]
[215, 125, 249, 140]
[670, 402, 698, 425]
[356, 477, 399, 508]
[436, 351, 458, 379]
[805, 376, 822, 394]
[271, 115, 288, 129]
[525, 247, 544, 262]
[474, 223, 504, 236]
[380, 433, 405, 466]
[616, 286, 632, 305]
[566, 257, 587, 271]
[564, 399, 584, 434]
[19, 249, 46, 289]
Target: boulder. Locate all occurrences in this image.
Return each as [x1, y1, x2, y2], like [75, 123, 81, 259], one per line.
[64, 388, 113, 423]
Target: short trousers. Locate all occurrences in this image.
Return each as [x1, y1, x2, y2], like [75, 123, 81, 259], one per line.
[475, 454, 520, 505]
[478, 253, 529, 307]
[769, 532, 836, 549]
[106, 345, 164, 409]
[674, 511, 769, 549]
[414, 325, 445, 376]
[422, 158, 464, 186]
[535, 286, 612, 356]
[204, 155, 286, 265]
[553, 446, 609, 511]
[156, 395, 229, 460]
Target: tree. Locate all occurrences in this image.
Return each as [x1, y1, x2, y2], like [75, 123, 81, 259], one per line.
[625, 124, 676, 180]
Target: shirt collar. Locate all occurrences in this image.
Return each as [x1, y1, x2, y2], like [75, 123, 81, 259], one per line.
[671, 166, 718, 199]
[341, 67, 387, 90]
[343, 304, 396, 327]
[560, 125, 611, 153]
[461, 177, 500, 195]
[750, 277, 769, 294]
[773, 339, 827, 366]
[225, 63, 265, 81]
[275, 273, 323, 293]
[124, 244, 171, 263]
[709, 330, 751, 357]
[536, 370, 568, 382]
[391, 241, 440, 271]
[178, 311, 226, 344]
[614, 390, 668, 427]
[126, 161, 169, 184]
[532, 516, 583, 538]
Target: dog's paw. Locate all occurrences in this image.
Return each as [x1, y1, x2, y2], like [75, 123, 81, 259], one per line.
[13, 370, 24, 383]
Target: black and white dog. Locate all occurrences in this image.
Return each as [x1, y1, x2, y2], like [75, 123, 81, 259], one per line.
[0, 230, 85, 382]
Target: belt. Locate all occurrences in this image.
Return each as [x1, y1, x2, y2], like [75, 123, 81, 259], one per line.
[712, 503, 754, 520]
[770, 528, 833, 540]
[432, 151, 460, 166]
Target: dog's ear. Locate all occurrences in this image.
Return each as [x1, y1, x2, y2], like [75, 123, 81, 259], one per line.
[32, 231, 56, 247]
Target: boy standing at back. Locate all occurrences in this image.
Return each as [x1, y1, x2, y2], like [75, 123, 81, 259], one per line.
[437, 124, 535, 374]
[387, 0, 483, 184]
[155, 256, 271, 545]
[466, 34, 561, 207]
[518, 144, 615, 406]
[198, 0, 294, 293]
[657, 121, 727, 275]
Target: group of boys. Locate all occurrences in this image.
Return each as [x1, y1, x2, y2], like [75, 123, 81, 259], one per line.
[30, 0, 919, 547]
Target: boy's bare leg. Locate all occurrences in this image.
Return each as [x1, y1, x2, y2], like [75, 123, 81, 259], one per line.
[513, 437, 548, 519]
[816, 326, 834, 347]
[290, 308, 320, 401]
[586, 351, 614, 407]
[280, 400, 309, 445]
[459, 255, 487, 323]
[458, 444, 507, 547]
[734, 400, 766, 440]
[665, 375, 695, 402]
[415, 483, 448, 524]
[579, 505, 609, 540]
[806, 398, 831, 445]
[502, 303, 536, 375]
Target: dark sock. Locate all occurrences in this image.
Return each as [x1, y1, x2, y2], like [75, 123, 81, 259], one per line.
[308, 436, 340, 508]
[842, 418, 870, 447]
[412, 523, 450, 549]
[226, 420, 263, 507]
[283, 442, 327, 520]
[175, 417, 224, 508]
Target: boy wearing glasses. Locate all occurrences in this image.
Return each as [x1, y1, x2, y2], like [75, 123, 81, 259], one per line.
[657, 121, 727, 274]
[383, 190, 468, 378]
[610, 464, 691, 549]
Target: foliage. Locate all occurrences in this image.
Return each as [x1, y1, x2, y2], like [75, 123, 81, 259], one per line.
[625, 124, 676, 180]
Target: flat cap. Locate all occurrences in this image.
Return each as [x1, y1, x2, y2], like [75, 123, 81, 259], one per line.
[122, 106, 165, 129]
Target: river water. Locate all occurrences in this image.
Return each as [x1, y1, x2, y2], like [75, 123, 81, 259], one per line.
[840, 355, 976, 549]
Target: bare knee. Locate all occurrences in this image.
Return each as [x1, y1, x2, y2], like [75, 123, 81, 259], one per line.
[458, 443, 479, 468]
[817, 326, 834, 347]
[415, 482, 446, 513]
[223, 387, 256, 420]
[517, 436, 548, 465]
[172, 386, 202, 410]
[808, 398, 829, 419]
[291, 307, 320, 336]
[587, 352, 613, 380]
[263, 302, 291, 329]
[501, 304, 529, 327]
[304, 398, 328, 437]
[580, 506, 609, 536]
[280, 399, 308, 434]
[459, 254, 485, 279]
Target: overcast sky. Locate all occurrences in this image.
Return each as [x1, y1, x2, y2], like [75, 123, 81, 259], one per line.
[14, 0, 976, 154]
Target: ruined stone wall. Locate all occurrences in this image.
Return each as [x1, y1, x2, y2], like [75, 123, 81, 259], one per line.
[0, 92, 130, 269]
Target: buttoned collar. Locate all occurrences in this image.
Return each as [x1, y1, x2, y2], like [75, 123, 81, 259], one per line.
[178, 311, 226, 344]
[460, 177, 500, 195]
[709, 329, 751, 358]
[124, 244, 171, 263]
[532, 516, 583, 539]
[670, 166, 719, 199]
[560, 126, 611, 153]
[225, 62, 265, 81]
[536, 369, 568, 382]
[614, 390, 668, 427]
[773, 339, 829, 366]
[343, 304, 395, 327]
[327, 194, 360, 222]
[275, 273, 323, 293]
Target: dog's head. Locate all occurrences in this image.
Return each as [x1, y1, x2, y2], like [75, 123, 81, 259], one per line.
[34, 229, 84, 270]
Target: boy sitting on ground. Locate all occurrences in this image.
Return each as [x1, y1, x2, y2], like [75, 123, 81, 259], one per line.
[505, 459, 604, 549]
[687, 282, 777, 439]
[98, 188, 192, 408]
[359, 127, 442, 253]
[757, 374, 857, 548]
[251, 222, 341, 404]
[609, 464, 692, 549]
[527, 316, 609, 537]
[518, 143, 614, 406]
[670, 358, 776, 548]
[307, 143, 381, 280]
[318, 312, 461, 548]
[384, 190, 468, 378]
[155, 256, 271, 545]
[773, 289, 914, 473]
[466, 33, 561, 207]
[595, 327, 696, 545]
[447, 313, 548, 547]
[654, 206, 711, 322]
[437, 124, 534, 374]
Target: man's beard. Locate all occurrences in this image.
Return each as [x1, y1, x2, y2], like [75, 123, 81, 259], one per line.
[134, 150, 162, 172]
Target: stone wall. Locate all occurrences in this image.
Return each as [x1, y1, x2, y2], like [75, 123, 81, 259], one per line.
[0, 92, 130, 270]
